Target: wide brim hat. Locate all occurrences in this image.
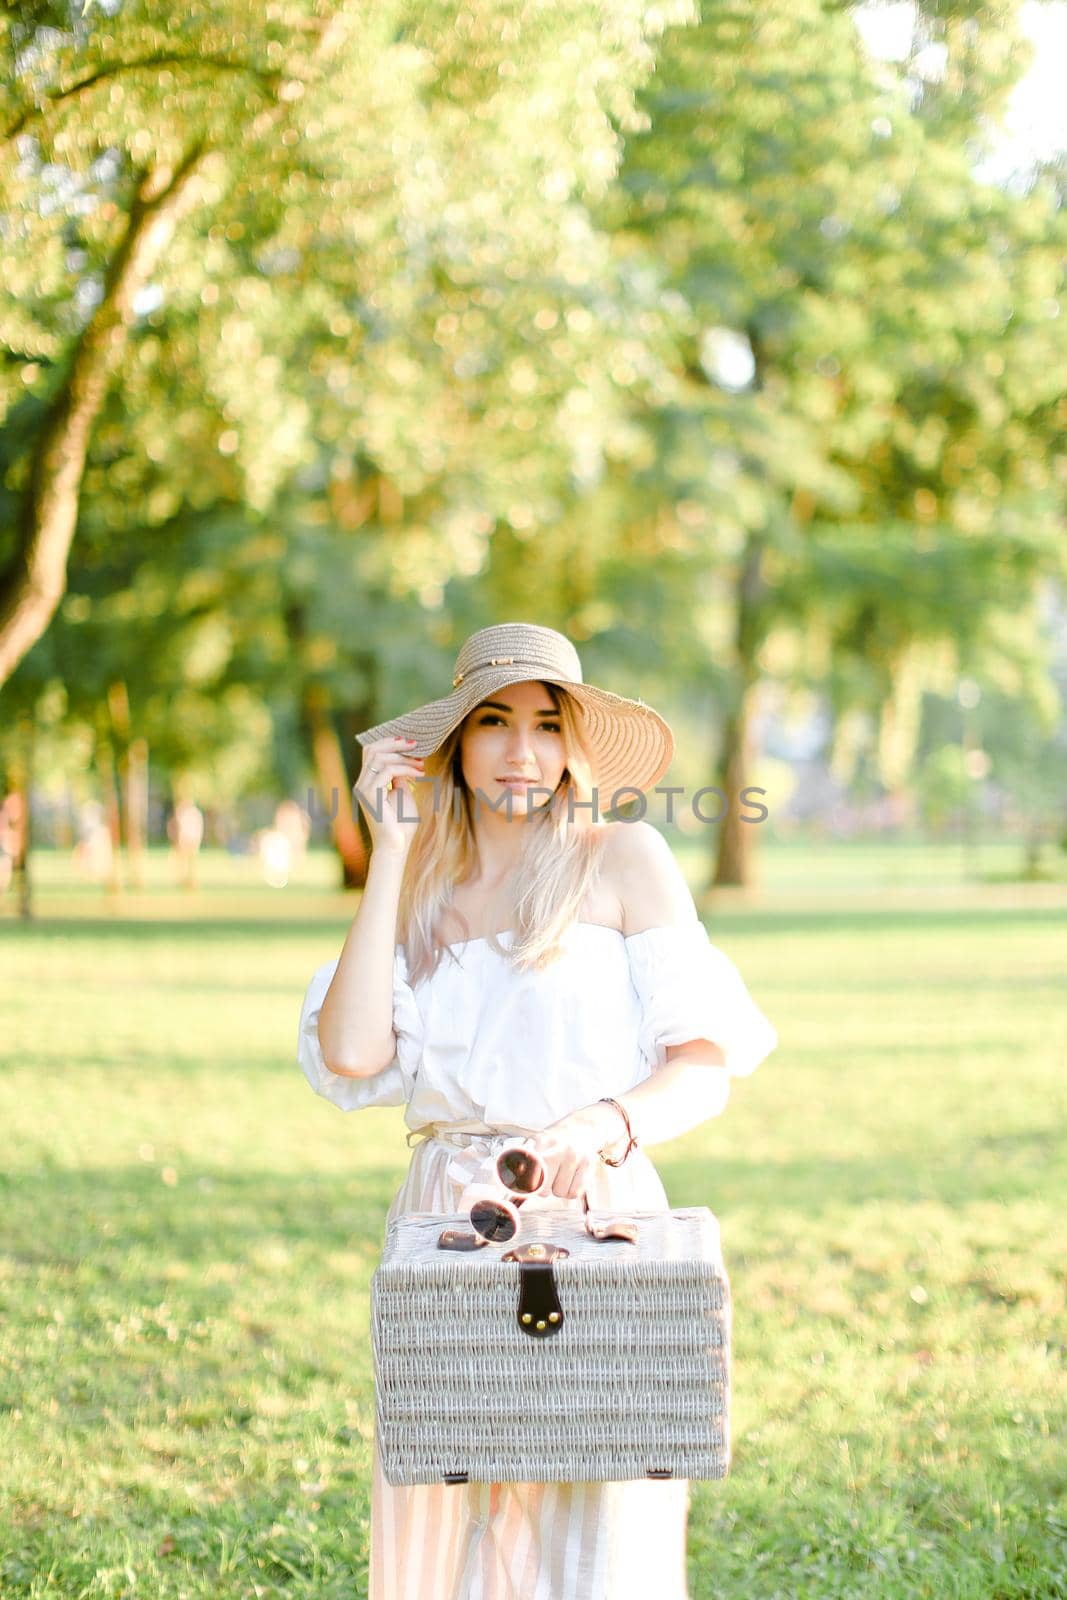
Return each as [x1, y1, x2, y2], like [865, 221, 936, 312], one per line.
[356, 622, 674, 799]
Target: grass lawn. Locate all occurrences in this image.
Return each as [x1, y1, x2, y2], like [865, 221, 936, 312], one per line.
[0, 841, 1064, 1599]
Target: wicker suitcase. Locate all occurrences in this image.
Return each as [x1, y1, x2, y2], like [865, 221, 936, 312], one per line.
[371, 1201, 732, 1487]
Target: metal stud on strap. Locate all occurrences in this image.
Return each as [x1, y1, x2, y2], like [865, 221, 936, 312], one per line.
[501, 1240, 570, 1339]
[453, 655, 517, 687]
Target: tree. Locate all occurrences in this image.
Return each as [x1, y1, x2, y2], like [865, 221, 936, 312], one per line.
[0, 0, 697, 683]
[602, 0, 1066, 886]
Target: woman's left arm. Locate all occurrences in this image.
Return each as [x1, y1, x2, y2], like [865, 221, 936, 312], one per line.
[553, 1040, 729, 1164]
[600, 1040, 731, 1152]
[534, 820, 761, 1194]
[535, 1046, 730, 1198]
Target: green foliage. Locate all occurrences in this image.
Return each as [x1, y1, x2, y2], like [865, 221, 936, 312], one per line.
[0, 0, 1063, 830]
[915, 741, 972, 832]
[0, 0, 695, 544]
[602, 0, 1067, 775]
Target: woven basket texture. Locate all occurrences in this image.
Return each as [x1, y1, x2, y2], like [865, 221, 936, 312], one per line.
[372, 1203, 732, 1486]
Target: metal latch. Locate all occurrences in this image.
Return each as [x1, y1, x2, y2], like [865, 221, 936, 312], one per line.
[500, 1240, 570, 1338]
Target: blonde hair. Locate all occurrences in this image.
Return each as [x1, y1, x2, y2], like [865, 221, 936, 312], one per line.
[396, 683, 609, 985]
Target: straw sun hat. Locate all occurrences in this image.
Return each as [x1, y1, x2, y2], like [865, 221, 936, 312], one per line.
[355, 622, 674, 799]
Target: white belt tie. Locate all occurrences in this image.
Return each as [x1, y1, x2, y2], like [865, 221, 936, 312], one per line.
[405, 1123, 559, 1208]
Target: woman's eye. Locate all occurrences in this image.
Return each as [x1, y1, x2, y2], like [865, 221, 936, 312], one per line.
[478, 715, 560, 731]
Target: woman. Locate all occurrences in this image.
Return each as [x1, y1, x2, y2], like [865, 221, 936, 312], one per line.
[297, 621, 778, 1600]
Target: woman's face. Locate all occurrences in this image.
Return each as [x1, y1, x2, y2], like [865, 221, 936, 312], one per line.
[458, 680, 566, 814]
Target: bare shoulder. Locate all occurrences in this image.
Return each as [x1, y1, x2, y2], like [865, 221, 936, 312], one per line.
[601, 820, 698, 936]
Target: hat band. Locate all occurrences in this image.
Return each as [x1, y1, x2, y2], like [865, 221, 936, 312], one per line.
[452, 655, 548, 688]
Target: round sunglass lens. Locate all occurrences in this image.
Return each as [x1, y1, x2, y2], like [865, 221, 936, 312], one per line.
[470, 1199, 518, 1243]
[496, 1148, 544, 1194]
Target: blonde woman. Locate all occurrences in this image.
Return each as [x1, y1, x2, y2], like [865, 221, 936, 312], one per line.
[297, 622, 778, 1600]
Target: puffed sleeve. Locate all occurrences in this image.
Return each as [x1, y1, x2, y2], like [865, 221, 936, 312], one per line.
[626, 920, 777, 1079]
[296, 946, 423, 1112]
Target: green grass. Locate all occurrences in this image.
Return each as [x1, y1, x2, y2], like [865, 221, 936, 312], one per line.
[1, 845, 1064, 1598]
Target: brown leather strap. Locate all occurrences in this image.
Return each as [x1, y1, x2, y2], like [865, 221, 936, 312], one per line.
[581, 1189, 639, 1243]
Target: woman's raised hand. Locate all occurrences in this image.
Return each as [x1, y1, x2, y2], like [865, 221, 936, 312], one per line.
[353, 736, 427, 855]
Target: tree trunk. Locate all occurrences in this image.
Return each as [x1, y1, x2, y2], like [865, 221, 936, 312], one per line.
[54, 788, 74, 850]
[126, 737, 149, 889]
[94, 716, 124, 897]
[108, 678, 130, 848]
[710, 671, 761, 890]
[105, 679, 148, 887]
[709, 532, 767, 891]
[0, 147, 207, 686]
[1022, 820, 1046, 881]
[10, 711, 34, 921]
[876, 647, 924, 834]
[289, 600, 374, 890]
[305, 683, 367, 888]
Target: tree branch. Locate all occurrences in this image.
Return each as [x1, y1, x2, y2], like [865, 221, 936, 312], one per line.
[0, 143, 207, 685]
[3, 52, 281, 143]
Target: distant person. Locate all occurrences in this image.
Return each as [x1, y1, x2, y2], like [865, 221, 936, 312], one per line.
[255, 825, 292, 888]
[0, 792, 23, 892]
[168, 799, 204, 890]
[253, 801, 312, 888]
[274, 799, 311, 867]
[72, 800, 113, 883]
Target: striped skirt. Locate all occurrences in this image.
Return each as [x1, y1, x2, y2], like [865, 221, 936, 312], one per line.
[369, 1125, 692, 1600]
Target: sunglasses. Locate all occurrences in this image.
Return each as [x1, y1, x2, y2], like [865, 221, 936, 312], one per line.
[466, 1144, 638, 1246]
[466, 1144, 546, 1244]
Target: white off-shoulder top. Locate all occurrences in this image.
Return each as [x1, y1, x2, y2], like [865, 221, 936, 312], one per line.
[296, 919, 777, 1138]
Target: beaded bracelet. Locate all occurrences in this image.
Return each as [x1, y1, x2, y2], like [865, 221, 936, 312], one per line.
[597, 1096, 639, 1167]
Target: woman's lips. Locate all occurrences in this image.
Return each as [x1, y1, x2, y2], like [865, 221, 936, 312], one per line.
[497, 777, 536, 785]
